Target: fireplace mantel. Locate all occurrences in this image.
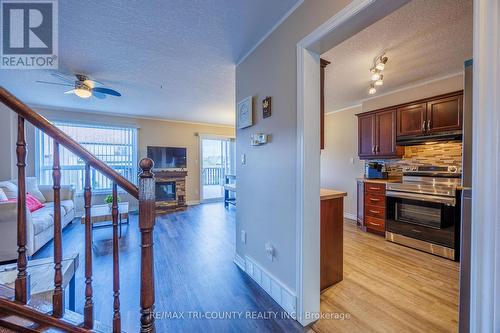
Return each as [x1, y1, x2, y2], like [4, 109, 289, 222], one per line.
[154, 170, 187, 214]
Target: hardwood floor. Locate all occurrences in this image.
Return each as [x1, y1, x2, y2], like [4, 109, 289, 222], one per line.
[33, 204, 458, 332]
[311, 220, 459, 333]
[34, 203, 304, 333]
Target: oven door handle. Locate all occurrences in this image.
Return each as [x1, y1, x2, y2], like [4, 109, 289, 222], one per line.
[386, 190, 456, 206]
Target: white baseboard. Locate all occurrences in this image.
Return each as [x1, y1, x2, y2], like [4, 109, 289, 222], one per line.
[234, 254, 297, 317]
[187, 200, 200, 206]
[233, 253, 245, 271]
[344, 212, 356, 221]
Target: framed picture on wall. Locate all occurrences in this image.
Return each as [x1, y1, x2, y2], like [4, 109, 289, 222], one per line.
[237, 96, 253, 129]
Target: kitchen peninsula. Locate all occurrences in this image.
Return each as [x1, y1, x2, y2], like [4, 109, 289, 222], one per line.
[320, 188, 347, 290]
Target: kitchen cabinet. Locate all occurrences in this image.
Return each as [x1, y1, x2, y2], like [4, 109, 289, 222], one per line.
[357, 109, 403, 159]
[320, 59, 330, 150]
[397, 103, 426, 136]
[396, 92, 463, 137]
[320, 189, 347, 290]
[427, 94, 463, 133]
[356, 180, 364, 228]
[363, 182, 386, 234]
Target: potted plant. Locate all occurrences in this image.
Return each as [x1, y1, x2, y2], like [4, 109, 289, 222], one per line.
[104, 194, 121, 209]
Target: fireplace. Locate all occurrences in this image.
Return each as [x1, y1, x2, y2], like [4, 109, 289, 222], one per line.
[156, 181, 176, 201]
[154, 170, 187, 214]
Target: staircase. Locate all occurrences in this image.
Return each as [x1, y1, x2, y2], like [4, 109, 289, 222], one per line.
[0, 87, 157, 332]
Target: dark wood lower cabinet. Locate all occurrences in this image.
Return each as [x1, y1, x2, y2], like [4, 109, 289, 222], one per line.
[320, 192, 345, 291]
[357, 181, 387, 236]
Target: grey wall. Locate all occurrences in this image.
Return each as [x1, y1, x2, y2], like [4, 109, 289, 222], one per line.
[235, 0, 351, 292]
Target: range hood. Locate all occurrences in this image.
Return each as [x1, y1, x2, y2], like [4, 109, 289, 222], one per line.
[396, 131, 463, 146]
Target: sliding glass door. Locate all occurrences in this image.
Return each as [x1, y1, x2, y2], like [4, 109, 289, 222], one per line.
[200, 136, 235, 202]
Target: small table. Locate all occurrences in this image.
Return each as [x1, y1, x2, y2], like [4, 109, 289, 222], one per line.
[81, 202, 129, 238]
[0, 254, 79, 311]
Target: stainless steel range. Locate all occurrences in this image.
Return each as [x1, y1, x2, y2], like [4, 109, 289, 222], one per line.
[385, 165, 462, 261]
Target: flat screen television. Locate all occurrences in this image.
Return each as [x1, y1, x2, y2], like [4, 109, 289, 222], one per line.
[147, 146, 187, 169]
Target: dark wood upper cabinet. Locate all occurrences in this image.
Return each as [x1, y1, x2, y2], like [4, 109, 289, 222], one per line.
[358, 113, 376, 158]
[357, 109, 402, 159]
[320, 59, 330, 150]
[427, 95, 463, 133]
[376, 109, 398, 156]
[397, 103, 426, 137]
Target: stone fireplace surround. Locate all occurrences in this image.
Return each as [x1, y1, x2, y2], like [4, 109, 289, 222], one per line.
[154, 170, 187, 214]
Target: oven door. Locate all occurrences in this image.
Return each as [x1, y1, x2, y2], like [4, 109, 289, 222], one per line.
[386, 192, 457, 248]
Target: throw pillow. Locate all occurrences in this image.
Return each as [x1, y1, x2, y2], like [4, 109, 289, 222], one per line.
[26, 193, 45, 212]
[0, 181, 18, 199]
[11, 177, 46, 203]
[8, 194, 46, 213]
[0, 188, 7, 201]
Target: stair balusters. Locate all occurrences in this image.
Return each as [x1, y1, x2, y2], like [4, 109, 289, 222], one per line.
[83, 163, 94, 329]
[52, 142, 64, 317]
[15, 115, 30, 304]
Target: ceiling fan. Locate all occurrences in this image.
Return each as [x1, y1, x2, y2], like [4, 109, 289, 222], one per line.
[36, 73, 122, 99]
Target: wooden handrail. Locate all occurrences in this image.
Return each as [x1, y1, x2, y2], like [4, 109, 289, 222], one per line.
[0, 87, 139, 199]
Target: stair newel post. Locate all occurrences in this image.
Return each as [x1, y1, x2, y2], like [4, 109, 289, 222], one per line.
[112, 183, 121, 333]
[138, 158, 156, 333]
[83, 163, 94, 329]
[15, 116, 30, 304]
[52, 141, 64, 317]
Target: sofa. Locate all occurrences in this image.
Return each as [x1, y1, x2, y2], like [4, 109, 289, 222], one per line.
[0, 178, 75, 262]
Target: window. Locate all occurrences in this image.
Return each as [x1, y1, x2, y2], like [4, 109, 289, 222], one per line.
[36, 122, 138, 193]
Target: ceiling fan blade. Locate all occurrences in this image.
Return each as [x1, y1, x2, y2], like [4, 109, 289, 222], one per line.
[93, 91, 107, 99]
[92, 87, 121, 97]
[50, 72, 76, 84]
[36, 80, 73, 87]
[64, 90, 76, 95]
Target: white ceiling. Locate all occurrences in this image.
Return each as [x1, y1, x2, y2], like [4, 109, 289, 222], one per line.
[322, 0, 472, 112]
[0, 0, 301, 125]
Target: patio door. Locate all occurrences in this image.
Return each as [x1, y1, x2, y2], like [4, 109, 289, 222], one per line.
[200, 136, 235, 202]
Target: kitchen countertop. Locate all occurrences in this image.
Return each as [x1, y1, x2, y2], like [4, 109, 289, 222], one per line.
[320, 188, 347, 200]
[356, 177, 402, 184]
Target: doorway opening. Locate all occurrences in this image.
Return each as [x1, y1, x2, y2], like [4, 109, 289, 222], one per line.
[199, 135, 235, 202]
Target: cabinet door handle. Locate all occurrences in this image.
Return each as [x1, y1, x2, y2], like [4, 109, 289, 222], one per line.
[427, 120, 431, 132]
[422, 120, 426, 133]
[369, 198, 380, 202]
[372, 145, 376, 153]
[369, 210, 381, 214]
[370, 222, 382, 226]
[369, 187, 380, 190]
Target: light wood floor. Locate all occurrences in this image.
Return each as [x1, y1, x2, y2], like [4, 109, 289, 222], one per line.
[311, 220, 459, 333]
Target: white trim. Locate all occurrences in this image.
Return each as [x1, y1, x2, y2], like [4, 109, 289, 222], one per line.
[295, 0, 410, 327]
[325, 104, 362, 115]
[325, 71, 465, 115]
[343, 212, 356, 221]
[187, 200, 200, 206]
[236, 0, 304, 66]
[29, 104, 235, 128]
[238, 256, 297, 316]
[233, 253, 245, 271]
[470, 0, 500, 331]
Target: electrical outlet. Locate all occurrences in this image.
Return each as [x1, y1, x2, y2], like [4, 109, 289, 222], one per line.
[265, 242, 274, 261]
[241, 230, 246, 244]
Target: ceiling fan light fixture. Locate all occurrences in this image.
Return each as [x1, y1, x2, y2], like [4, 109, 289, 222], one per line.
[74, 87, 92, 99]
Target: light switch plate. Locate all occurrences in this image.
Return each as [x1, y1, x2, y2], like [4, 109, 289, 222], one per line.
[241, 153, 246, 166]
[241, 230, 246, 244]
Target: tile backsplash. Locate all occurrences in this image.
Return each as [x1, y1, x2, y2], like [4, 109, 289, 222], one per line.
[381, 141, 463, 176]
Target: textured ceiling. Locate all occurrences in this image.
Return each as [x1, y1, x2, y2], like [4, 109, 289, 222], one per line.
[0, 0, 301, 125]
[322, 0, 472, 112]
